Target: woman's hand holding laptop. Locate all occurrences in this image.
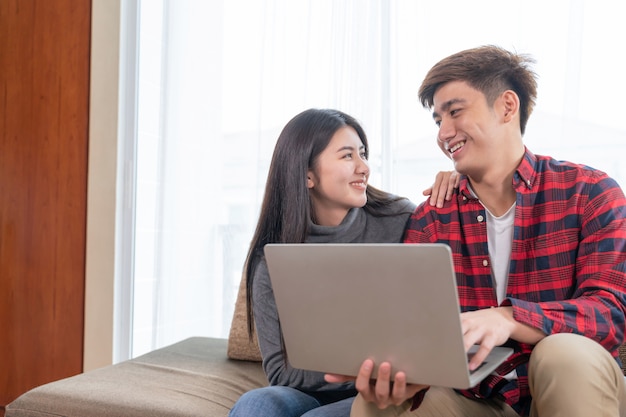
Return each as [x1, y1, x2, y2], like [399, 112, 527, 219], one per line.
[325, 360, 429, 409]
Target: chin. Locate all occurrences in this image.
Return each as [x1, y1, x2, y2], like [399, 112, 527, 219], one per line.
[346, 197, 366, 208]
[452, 160, 465, 173]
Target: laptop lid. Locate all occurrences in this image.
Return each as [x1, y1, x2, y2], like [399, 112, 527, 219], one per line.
[264, 243, 513, 389]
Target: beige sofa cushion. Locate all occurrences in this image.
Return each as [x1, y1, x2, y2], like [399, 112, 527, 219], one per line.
[6, 337, 267, 417]
[227, 275, 262, 362]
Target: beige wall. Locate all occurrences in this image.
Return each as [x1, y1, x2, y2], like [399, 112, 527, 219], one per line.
[84, 0, 121, 371]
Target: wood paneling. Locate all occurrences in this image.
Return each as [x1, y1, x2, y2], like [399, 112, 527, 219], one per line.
[0, 0, 91, 410]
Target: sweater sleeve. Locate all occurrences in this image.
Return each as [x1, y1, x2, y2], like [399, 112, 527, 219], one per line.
[252, 257, 355, 392]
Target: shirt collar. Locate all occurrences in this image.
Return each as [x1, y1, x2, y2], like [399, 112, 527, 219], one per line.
[513, 147, 537, 191]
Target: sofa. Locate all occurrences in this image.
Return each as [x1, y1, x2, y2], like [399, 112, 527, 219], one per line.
[6, 278, 267, 417]
[7, 276, 626, 416]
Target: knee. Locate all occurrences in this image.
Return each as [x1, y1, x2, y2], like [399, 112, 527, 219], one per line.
[531, 333, 591, 369]
[230, 386, 319, 417]
[230, 387, 285, 415]
[230, 389, 265, 415]
[529, 333, 618, 381]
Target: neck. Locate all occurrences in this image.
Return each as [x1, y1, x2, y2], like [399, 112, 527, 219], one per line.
[468, 147, 523, 217]
[312, 208, 350, 227]
[469, 179, 516, 217]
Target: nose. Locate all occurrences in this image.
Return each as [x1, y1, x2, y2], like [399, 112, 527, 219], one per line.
[357, 156, 369, 176]
[437, 117, 456, 145]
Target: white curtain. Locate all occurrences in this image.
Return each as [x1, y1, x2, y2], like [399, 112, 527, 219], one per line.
[125, 0, 626, 358]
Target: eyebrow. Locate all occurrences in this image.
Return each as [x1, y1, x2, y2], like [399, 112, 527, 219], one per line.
[432, 98, 466, 119]
[336, 145, 366, 153]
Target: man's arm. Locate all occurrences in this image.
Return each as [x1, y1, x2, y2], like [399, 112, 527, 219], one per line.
[508, 176, 626, 354]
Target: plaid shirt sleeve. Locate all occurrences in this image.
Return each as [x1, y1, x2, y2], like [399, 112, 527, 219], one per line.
[404, 148, 626, 414]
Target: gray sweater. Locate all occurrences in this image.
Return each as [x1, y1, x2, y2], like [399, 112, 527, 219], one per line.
[252, 199, 416, 397]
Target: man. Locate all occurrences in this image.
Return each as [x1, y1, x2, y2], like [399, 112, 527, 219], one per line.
[327, 46, 626, 416]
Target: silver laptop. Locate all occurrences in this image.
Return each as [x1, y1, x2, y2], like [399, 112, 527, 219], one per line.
[264, 243, 513, 389]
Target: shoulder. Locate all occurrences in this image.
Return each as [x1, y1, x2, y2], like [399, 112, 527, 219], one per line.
[374, 197, 417, 215]
[391, 197, 417, 213]
[532, 154, 623, 197]
[528, 151, 610, 182]
[405, 194, 467, 235]
[359, 200, 416, 243]
[516, 149, 621, 196]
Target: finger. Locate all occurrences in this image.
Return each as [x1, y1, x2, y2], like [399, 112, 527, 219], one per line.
[469, 343, 494, 371]
[424, 171, 445, 202]
[374, 362, 393, 406]
[435, 171, 458, 207]
[461, 327, 488, 370]
[391, 373, 430, 406]
[390, 371, 408, 405]
[354, 359, 376, 401]
[446, 172, 459, 200]
[435, 177, 449, 207]
[324, 373, 355, 383]
[452, 171, 460, 188]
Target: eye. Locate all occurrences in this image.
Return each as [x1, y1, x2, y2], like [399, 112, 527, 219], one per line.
[434, 119, 441, 128]
[450, 108, 460, 117]
[360, 151, 367, 160]
[342, 152, 353, 160]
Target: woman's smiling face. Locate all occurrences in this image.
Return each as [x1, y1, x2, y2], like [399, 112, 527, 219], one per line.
[307, 126, 370, 226]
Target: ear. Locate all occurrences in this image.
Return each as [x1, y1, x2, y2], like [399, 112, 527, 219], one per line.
[306, 171, 315, 189]
[501, 90, 520, 123]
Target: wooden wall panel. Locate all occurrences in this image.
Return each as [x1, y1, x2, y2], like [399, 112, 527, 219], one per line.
[0, 0, 91, 411]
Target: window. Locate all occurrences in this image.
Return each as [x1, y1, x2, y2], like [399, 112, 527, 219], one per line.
[119, 0, 626, 359]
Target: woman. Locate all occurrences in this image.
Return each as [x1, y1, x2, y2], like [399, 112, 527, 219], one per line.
[229, 109, 456, 417]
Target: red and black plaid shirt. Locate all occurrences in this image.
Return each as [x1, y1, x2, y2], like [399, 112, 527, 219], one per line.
[404, 148, 626, 415]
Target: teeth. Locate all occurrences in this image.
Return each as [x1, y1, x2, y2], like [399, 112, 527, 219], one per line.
[449, 141, 465, 153]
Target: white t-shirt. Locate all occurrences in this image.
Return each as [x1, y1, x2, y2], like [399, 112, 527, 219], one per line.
[468, 185, 516, 380]
[467, 184, 516, 302]
[485, 203, 515, 304]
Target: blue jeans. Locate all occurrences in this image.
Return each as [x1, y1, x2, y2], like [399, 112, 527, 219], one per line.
[229, 386, 354, 417]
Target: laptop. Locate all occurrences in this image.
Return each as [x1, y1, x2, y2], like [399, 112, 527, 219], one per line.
[263, 243, 513, 389]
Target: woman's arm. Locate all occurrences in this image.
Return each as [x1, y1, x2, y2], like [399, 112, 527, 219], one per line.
[252, 258, 351, 391]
